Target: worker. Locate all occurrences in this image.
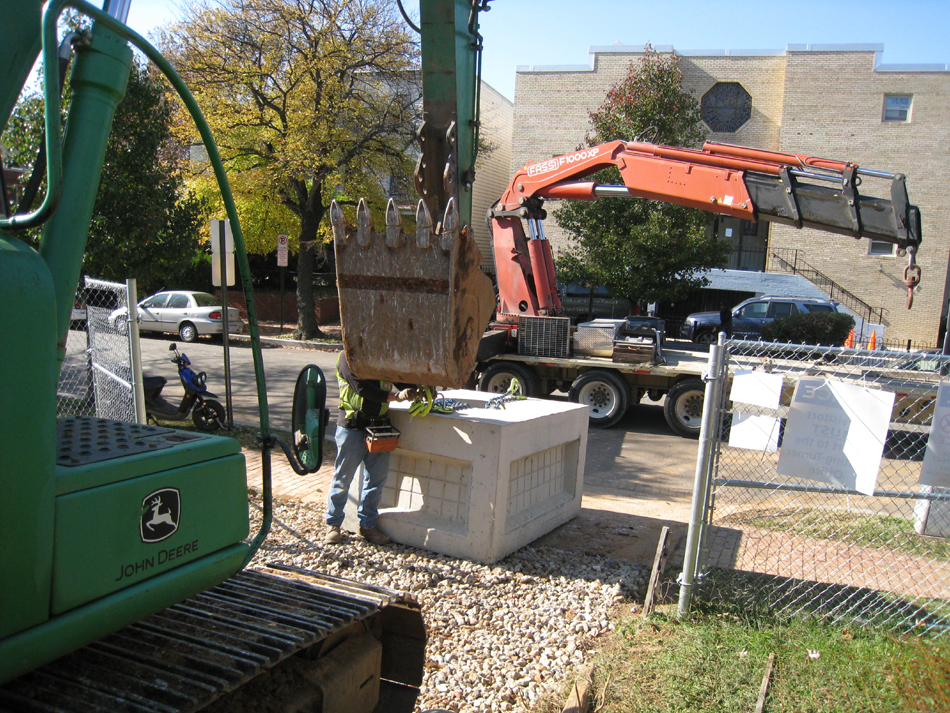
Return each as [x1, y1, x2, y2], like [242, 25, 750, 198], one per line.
[719, 301, 733, 339]
[325, 351, 415, 546]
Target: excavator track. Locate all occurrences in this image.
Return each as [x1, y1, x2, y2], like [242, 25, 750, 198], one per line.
[0, 565, 425, 713]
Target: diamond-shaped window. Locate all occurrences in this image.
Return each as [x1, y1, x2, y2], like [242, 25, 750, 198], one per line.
[701, 82, 752, 133]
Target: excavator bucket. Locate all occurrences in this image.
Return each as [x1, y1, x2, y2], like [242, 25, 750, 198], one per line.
[331, 197, 495, 387]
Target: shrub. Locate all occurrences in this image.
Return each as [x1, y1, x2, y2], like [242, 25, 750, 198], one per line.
[761, 312, 855, 346]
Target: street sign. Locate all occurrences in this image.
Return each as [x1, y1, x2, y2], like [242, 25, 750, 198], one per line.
[210, 219, 234, 253]
[277, 234, 289, 267]
[212, 252, 235, 286]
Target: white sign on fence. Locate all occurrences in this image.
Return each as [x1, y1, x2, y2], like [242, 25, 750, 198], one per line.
[919, 381, 950, 488]
[777, 377, 894, 496]
[728, 370, 785, 452]
[729, 412, 781, 452]
[730, 370, 783, 410]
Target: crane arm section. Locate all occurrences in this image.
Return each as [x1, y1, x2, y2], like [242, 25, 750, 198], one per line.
[490, 140, 922, 323]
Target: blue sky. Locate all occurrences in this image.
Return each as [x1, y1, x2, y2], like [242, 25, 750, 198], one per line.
[125, 0, 950, 101]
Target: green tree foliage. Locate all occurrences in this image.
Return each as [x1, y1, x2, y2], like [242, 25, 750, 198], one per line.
[761, 312, 856, 346]
[2, 57, 206, 294]
[554, 48, 731, 306]
[161, 0, 419, 339]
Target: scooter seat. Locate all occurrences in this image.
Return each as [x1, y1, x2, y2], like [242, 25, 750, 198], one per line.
[143, 375, 167, 390]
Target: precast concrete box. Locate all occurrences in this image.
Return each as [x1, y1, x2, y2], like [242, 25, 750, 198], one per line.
[342, 389, 588, 563]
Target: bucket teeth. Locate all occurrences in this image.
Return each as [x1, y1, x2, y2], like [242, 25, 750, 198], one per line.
[329, 200, 346, 243]
[415, 200, 434, 249]
[333, 192, 496, 387]
[440, 198, 459, 254]
[385, 199, 403, 249]
[356, 199, 373, 247]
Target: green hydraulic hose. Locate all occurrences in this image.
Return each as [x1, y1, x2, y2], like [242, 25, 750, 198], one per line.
[23, 0, 273, 563]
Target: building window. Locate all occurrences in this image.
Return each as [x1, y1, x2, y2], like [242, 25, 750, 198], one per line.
[701, 82, 752, 133]
[883, 95, 912, 122]
[869, 240, 896, 256]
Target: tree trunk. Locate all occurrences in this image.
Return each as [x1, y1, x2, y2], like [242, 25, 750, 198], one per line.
[295, 210, 325, 340]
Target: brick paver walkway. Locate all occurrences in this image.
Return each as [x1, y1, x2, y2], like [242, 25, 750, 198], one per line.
[705, 524, 948, 600]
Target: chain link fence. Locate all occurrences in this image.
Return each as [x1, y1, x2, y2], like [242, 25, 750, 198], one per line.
[58, 277, 136, 423]
[689, 339, 950, 635]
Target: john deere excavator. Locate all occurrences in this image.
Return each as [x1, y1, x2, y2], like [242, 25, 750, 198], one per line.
[0, 1, 492, 710]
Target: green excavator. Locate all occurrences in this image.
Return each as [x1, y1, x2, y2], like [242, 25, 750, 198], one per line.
[0, 1, 493, 709]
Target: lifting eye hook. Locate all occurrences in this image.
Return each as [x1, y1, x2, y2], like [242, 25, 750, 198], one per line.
[903, 249, 921, 310]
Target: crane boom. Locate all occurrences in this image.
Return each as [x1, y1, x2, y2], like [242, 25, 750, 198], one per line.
[490, 139, 922, 324]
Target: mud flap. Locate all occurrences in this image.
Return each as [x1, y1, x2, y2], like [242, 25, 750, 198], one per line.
[331, 197, 495, 387]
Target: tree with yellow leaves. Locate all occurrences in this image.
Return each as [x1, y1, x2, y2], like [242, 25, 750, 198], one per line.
[161, 0, 419, 338]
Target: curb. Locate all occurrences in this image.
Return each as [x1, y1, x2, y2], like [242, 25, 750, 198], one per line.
[232, 333, 343, 351]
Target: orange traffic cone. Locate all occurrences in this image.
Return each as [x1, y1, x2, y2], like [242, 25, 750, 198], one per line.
[867, 331, 877, 350]
[844, 328, 854, 348]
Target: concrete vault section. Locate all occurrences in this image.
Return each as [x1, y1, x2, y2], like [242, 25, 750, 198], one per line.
[342, 389, 588, 563]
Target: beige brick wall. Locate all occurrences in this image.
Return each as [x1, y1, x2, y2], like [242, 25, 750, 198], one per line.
[771, 50, 950, 345]
[513, 46, 950, 345]
[471, 81, 514, 273]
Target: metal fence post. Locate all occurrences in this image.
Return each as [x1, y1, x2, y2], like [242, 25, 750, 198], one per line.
[677, 332, 728, 619]
[126, 278, 146, 424]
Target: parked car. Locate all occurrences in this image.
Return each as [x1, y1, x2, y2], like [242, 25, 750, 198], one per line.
[558, 284, 632, 322]
[109, 290, 244, 342]
[679, 296, 841, 344]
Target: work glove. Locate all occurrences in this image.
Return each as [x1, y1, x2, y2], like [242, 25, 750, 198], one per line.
[394, 388, 415, 402]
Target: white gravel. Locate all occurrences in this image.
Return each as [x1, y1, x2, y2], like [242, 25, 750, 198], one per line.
[247, 497, 648, 712]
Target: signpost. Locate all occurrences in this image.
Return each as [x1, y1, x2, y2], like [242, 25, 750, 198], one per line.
[277, 234, 289, 334]
[211, 219, 234, 429]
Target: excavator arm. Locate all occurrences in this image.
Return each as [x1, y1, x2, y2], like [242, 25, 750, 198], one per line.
[490, 139, 923, 324]
[330, 0, 496, 388]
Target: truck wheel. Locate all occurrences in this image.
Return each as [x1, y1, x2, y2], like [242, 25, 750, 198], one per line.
[568, 370, 629, 429]
[695, 331, 716, 345]
[664, 378, 706, 438]
[478, 362, 541, 397]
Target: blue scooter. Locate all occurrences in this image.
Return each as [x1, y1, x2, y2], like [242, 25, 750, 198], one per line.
[144, 343, 225, 432]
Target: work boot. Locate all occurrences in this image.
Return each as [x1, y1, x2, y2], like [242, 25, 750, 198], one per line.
[324, 525, 342, 545]
[359, 526, 391, 545]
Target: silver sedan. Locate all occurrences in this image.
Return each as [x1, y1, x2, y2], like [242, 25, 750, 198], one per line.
[111, 290, 244, 342]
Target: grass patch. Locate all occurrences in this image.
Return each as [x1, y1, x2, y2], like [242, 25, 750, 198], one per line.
[721, 507, 950, 562]
[589, 601, 950, 712]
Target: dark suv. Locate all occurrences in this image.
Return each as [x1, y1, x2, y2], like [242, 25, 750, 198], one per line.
[679, 296, 841, 344]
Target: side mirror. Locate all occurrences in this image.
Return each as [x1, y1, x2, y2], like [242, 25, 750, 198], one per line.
[291, 365, 329, 473]
[168, 343, 177, 351]
[265, 365, 329, 475]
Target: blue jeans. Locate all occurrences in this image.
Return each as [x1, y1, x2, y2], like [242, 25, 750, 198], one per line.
[326, 425, 392, 530]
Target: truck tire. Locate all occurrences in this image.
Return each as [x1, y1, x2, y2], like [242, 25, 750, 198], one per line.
[664, 378, 706, 438]
[477, 362, 541, 397]
[695, 330, 717, 345]
[568, 370, 629, 429]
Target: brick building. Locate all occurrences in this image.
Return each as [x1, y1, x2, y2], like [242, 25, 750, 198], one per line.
[511, 44, 950, 346]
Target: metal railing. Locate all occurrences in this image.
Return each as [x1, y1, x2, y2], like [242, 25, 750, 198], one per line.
[768, 248, 884, 324]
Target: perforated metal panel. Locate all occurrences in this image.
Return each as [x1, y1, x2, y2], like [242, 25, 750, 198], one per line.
[517, 316, 570, 358]
[574, 322, 622, 357]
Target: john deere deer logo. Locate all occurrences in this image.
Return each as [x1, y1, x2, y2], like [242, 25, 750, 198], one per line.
[140, 488, 180, 543]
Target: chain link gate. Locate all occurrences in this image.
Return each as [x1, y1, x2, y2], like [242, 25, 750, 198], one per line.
[683, 337, 950, 635]
[58, 277, 138, 423]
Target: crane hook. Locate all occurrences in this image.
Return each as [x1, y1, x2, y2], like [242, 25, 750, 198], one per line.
[903, 248, 921, 310]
